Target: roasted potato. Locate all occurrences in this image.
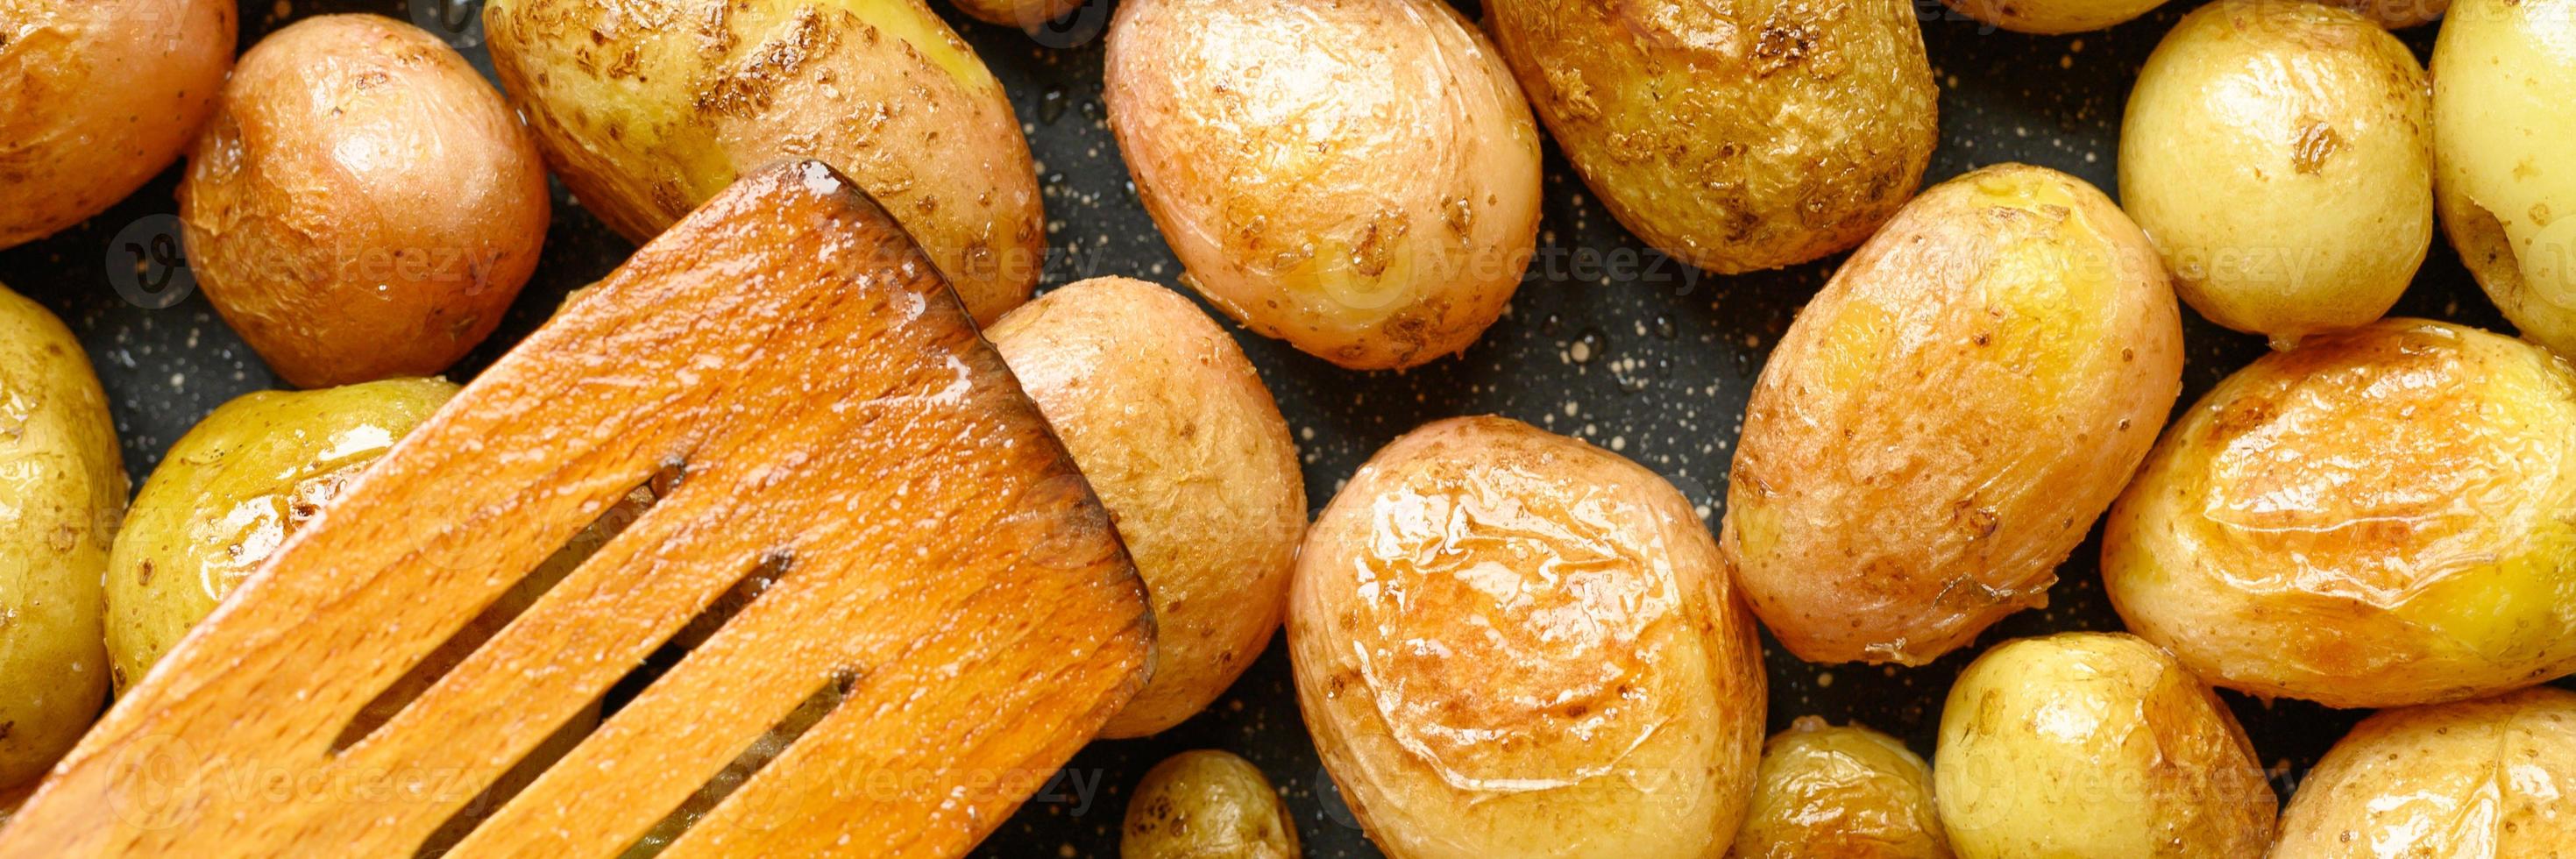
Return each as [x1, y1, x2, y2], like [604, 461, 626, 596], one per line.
[0, 283, 125, 789]
[2273, 687, 2576, 855]
[1735, 717, 1951, 859]
[1934, 633, 2275, 857]
[1103, 0, 1540, 370]
[178, 14, 548, 388]
[2119, 1, 2431, 343]
[987, 277, 1306, 737]
[483, 0, 1040, 324]
[2317, 0, 2449, 28]
[1943, 0, 2167, 34]
[941, 0, 1077, 32]
[1122, 750, 1301, 859]
[1721, 164, 2183, 665]
[2103, 319, 2576, 708]
[1289, 416, 1764, 859]
[2433, 0, 2576, 359]
[104, 377, 459, 689]
[1486, 0, 1935, 273]
[0, 0, 235, 248]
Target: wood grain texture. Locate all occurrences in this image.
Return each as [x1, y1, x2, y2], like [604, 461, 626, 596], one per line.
[0, 160, 1152, 858]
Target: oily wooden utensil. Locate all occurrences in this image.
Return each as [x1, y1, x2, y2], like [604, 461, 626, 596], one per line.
[0, 160, 1153, 858]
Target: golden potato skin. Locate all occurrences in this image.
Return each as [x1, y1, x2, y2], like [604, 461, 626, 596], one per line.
[2316, 0, 2448, 28]
[986, 277, 1306, 738]
[0, 283, 126, 789]
[2103, 319, 2576, 708]
[1103, 0, 1540, 370]
[2118, 1, 2430, 343]
[178, 14, 548, 388]
[1735, 717, 1951, 859]
[1289, 416, 1764, 859]
[1121, 750, 1301, 859]
[2433, 0, 2576, 359]
[2274, 687, 2576, 856]
[0, 0, 234, 248]
[1720, 164, 2183, 666]
[1934, 633, 2275, 858]
[484, 0, 1040, 324]
[103, 377, 458, 692]
[1487, 0, 1934, 274]
[1943, 0, 2166, 34]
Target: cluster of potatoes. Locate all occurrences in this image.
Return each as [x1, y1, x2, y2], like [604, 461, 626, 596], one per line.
[4, 0, 2576, 854]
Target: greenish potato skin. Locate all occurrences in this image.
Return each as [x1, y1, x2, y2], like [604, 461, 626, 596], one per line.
[481, 0, 1041, 324]
[1486, 0, 1937, 274]
[1121, 750, 1301, 859]
[0, 283, 126, 789]
[1734, 717, 1951, 859]
[2118, 1, 2430, 344]
[2432, 0, 2576, 360]
[1720, 164, 2183, 666]
[2274, 687, 2576, 856]
[103, 377, 457, 693]
[1934, 633, 2275, 858]
[2102, 319, 2576, 708]
[1943, 0, 2167, 34]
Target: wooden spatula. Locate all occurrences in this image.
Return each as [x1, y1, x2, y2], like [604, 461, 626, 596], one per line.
[0, 160, 1153, 858]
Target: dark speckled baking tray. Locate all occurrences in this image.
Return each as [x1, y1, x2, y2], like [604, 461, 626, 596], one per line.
[0, 0, 2516, 855]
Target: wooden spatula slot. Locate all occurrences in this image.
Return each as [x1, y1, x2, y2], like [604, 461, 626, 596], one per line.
[0, 160, 1153, 858]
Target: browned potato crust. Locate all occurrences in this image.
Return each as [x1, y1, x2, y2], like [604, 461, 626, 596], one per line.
[2103, 319, 2576, 708]
[987, 277, 1306, 738]
[1721, 164, 2183, 665]
[0, 0, 235, 248]
[2274, 687, 2576, 856]
[483, 0, 1042, 324]
[1487, 0, 1936, 273]
[1735, 717, 1951, 859]
[178, 14, 548, 388]
[1290, 416, 1763, 859]
[1934, 633, 2275, 857]
[1103, 0, 1542, 370]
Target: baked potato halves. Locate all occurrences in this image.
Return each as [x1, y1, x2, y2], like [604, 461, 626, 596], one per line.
[0, 0, 235, 248]
[0, 283, 126, 789]
[1290, 416, 1763, 859]
[1721, 164, 2182, 665]
[2274, 688, 2576, 856]
[1103, 0, 1541, 370]
[2432, 0, 2576, 359]
[1486, 0, 1935, 273]
[2103, 319, 2576, 708]
[482, 0, 1041, 323]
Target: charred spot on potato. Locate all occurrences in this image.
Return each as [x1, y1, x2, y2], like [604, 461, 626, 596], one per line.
[2292, 121, 2347, 175]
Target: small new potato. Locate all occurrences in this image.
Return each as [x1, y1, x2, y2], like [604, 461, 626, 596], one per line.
[179, 14, 548, 388]
[1735, 717, 1951, 859]
[0, 284, 126, 790]
[105, 377, 459, 690]
[1934, 633, 2275, 858]
[0, 0, 235, 248]
[2433, 0, 2576, 359]
[1122, 750, 1300, 859]
[485, 0, 1041, 324]
[1721, 164, 2183, 665]
[986, 277, 1306, 737]
[1103, 0, 1540, 370]
[2103, 319, 2576, 708]
[2274, 687, 2576, 855]
[1944, 0, 2166, 34]
[1290, 416, 1764, 859]
[2119, 1, 2431, 343]
[1487, 0, 1936, 274]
